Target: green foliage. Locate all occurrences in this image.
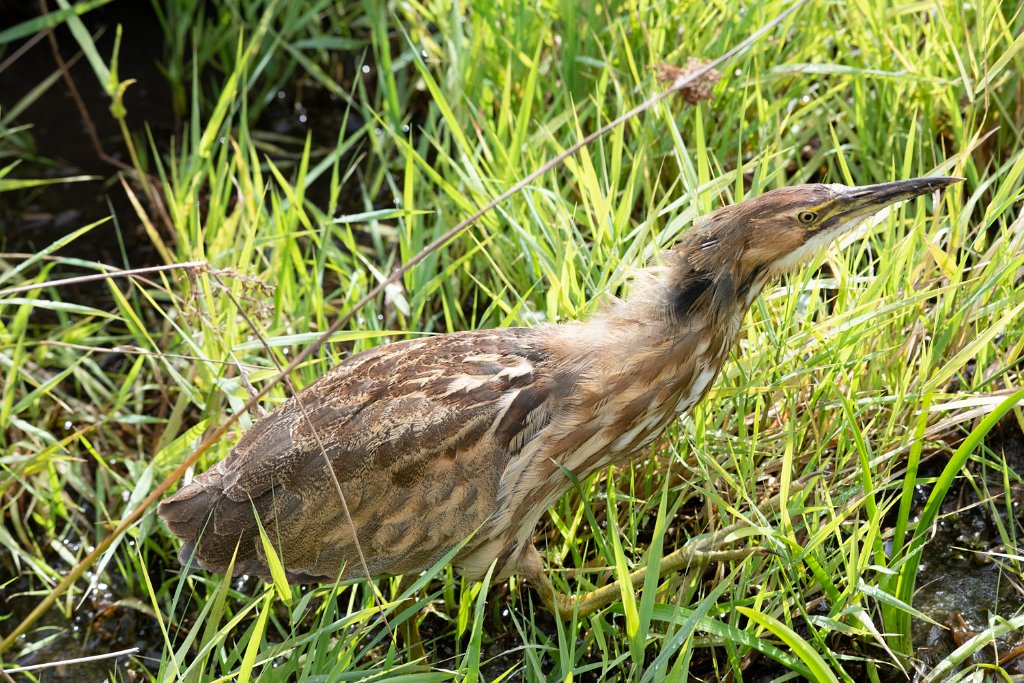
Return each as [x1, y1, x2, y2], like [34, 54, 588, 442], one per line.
[1, 0, 1023, 680]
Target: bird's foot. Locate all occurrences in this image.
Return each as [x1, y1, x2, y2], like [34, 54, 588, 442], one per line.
[530, 543, 764, 620]
[528, 473, 819, 620]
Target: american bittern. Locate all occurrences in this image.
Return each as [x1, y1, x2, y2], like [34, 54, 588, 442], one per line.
[159, 176, 960, 619]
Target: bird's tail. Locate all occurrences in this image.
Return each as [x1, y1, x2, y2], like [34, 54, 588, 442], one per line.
[158, 481, 209, 533]
[157, 470, 224, 569]
[159, 469, 246, 572]
[158, 467, 289, 581]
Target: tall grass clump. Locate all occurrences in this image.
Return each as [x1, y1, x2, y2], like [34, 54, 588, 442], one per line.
[1, 0, 1022, 680]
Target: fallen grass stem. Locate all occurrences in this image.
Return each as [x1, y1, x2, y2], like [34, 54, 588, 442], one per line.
[0, 647, 139, 674]
[0, 261, 208, 297]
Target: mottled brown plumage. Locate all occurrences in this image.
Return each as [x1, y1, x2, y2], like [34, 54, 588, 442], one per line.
[159, 177, 959, 598]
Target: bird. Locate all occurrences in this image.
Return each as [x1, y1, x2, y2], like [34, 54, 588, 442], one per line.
[158, 176, 960, 618]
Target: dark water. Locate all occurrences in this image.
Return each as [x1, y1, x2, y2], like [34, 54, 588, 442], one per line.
[0, 0, 361, 303]
[0, 1, 171, 273]
[0, 3, 350, 679]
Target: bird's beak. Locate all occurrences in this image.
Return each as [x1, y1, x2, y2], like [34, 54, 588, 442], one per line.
[832, 176, 963, 227]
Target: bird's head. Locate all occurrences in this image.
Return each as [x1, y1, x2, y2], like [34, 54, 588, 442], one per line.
[665, 176, 962, 319]
[676, 177, 961, 291]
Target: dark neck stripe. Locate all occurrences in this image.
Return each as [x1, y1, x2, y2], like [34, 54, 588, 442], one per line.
[672, 276, 714, 317]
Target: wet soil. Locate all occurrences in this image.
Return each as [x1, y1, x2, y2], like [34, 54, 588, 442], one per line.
[0, 3, 362, 679]
[909, 420, 1024, 676]
[409, 420, 1024, 682]
[6, 417, 1020, 682]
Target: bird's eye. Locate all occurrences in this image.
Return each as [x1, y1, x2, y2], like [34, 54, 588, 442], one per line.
[797, 210, 817, 225]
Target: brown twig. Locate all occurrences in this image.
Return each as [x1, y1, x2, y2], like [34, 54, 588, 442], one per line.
[38, 0, 176, 235]
[0, 1, 805, 656]
[35, 340, 269, 369]
[0, 261, 207, 298]
[301, 1, 802, 342]
[999, 638, 1024, 667]
[0, 26, 51, 75]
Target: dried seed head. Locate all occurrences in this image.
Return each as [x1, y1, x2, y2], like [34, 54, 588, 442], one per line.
[654, 57, 722, 105]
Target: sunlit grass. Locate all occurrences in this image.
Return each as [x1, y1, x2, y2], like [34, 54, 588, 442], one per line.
[1, 0, 1023, 680]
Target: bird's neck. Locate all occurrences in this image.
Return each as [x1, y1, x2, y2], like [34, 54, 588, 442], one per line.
[586, 254, 770, 358]
[548, 259, 770, 454]
[641, 257, 771, 404]
[498, 258, 770, 556]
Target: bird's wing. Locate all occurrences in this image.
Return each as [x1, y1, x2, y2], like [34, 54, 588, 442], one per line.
[159, 328, 559, 580]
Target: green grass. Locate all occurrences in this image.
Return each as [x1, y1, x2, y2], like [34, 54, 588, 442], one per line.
[2, 0, 1023, 680]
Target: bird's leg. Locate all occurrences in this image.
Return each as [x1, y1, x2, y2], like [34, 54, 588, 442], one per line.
[528, 475, 818, 620]
[529, 567, 578, 621]
[395, 574, 427, 662]
[519, 545, 579, 620]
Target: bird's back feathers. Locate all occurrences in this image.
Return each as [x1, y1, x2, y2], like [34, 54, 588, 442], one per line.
[158, 328, 555, 581]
